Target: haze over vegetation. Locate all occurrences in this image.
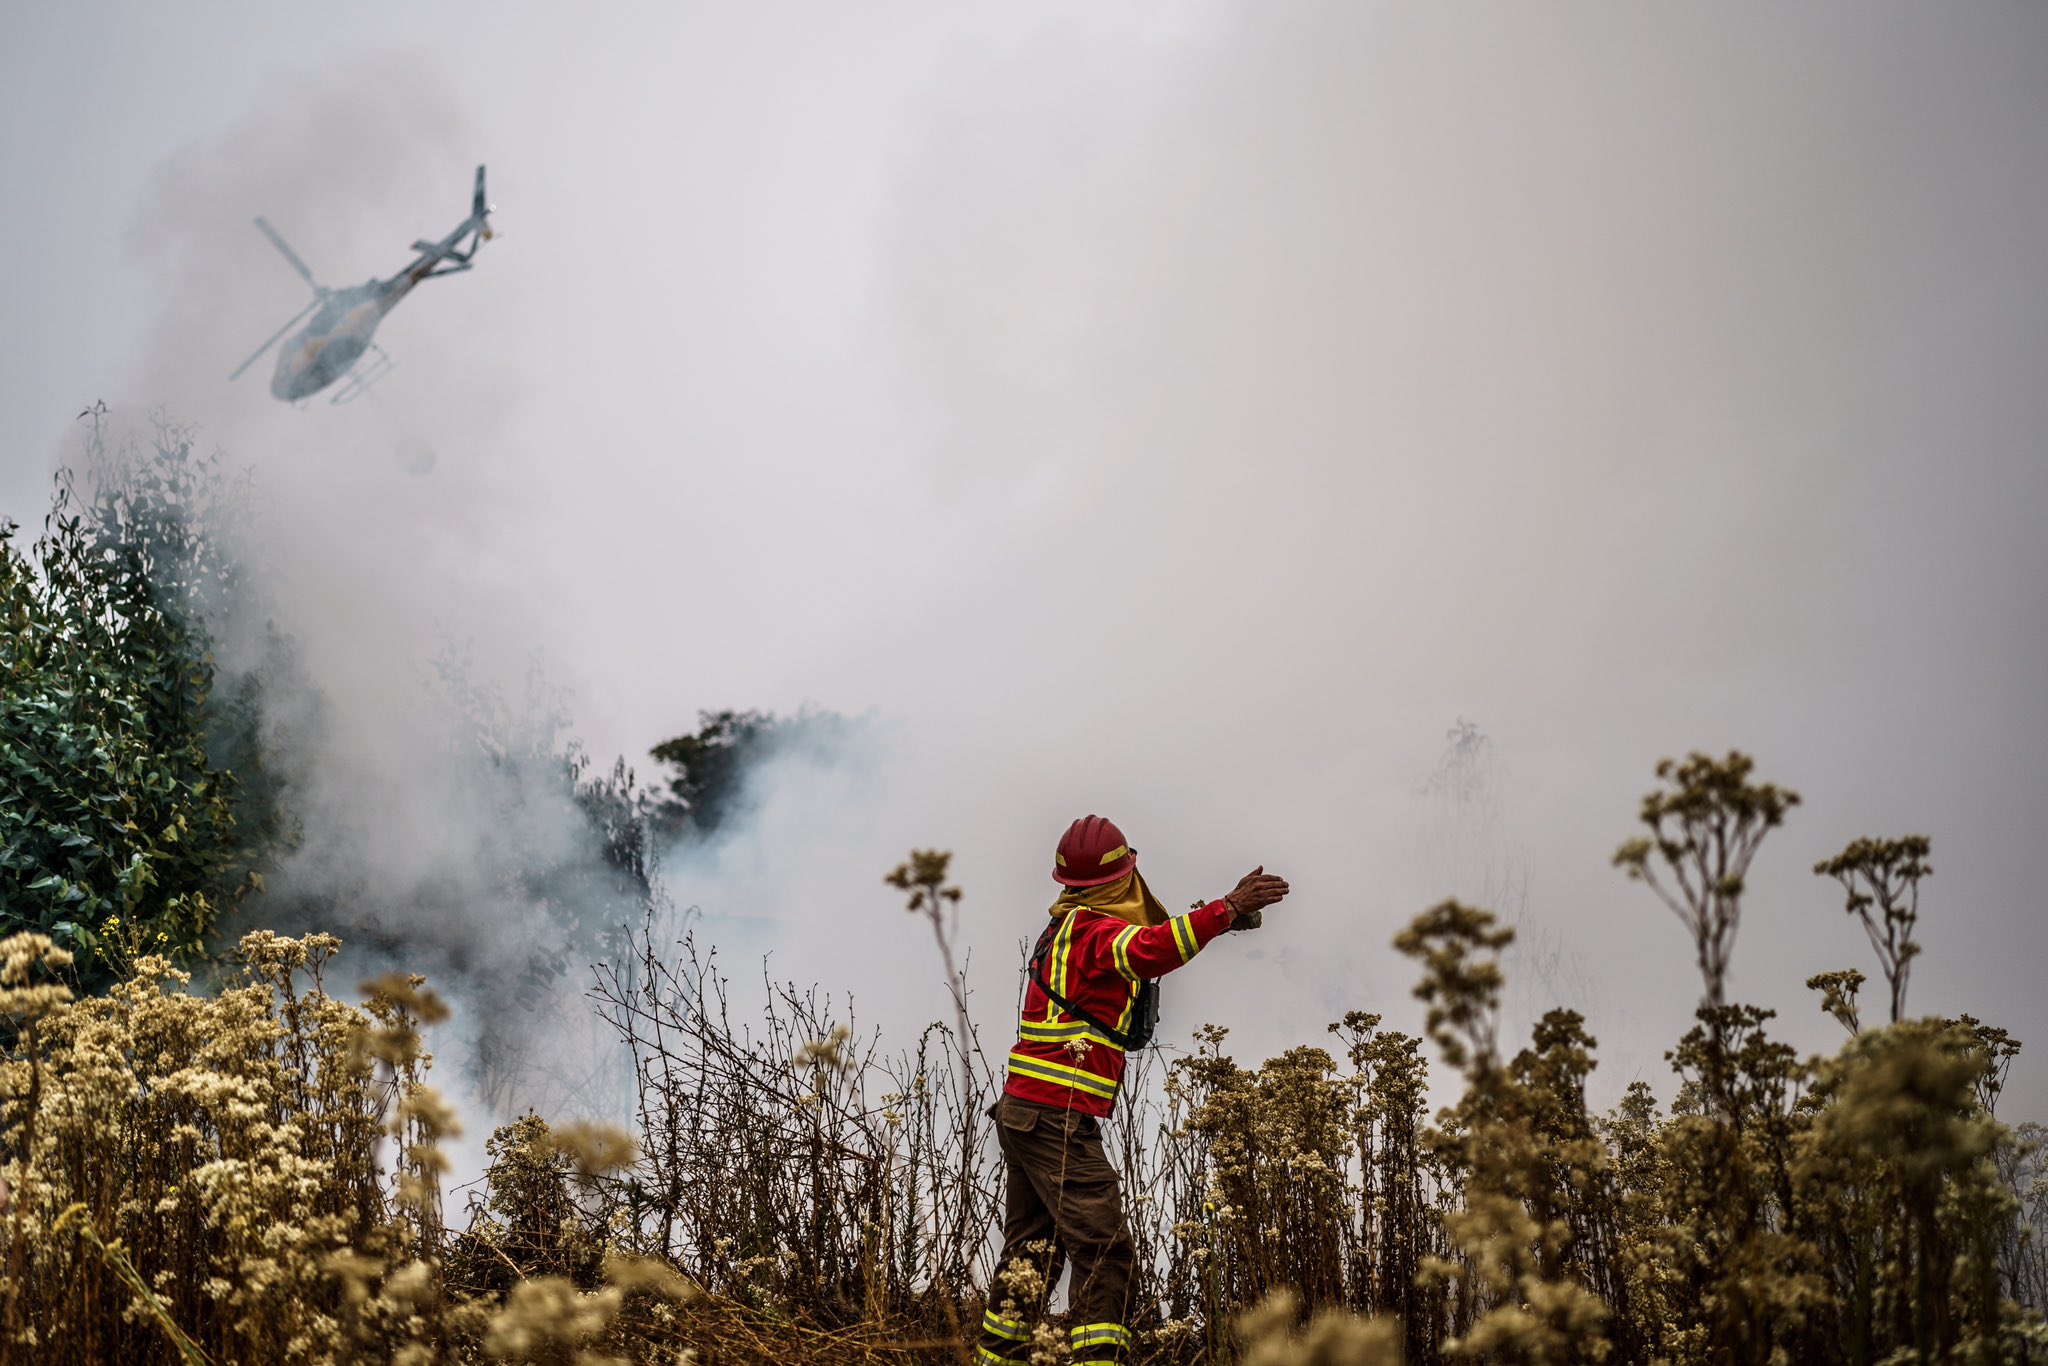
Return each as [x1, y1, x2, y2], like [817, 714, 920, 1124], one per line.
[3, 435, 2044, 1359]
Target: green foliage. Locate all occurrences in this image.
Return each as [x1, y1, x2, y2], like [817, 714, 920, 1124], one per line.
[0, 420, 263, 984]
[648, 706, 856, 839]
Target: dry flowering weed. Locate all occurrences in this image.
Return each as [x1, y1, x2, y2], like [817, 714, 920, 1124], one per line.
[1236, 1289, 1403, 1366]
[0, 930, 398, 1363]
[602, 1250, 700, 1302]
[547, 1120, 640, 1179]
[481, 1274, 623, 1358]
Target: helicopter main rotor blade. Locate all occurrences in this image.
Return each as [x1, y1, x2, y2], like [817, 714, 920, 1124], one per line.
[253, 216, 319, 289]
[227, 297, 319, 381]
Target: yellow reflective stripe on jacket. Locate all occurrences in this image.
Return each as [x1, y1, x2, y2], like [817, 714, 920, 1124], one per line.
[1048, 910, 1077, 1004]
[1110, 924, 1141, 981]
[1006, 1050, 1118, 1100]
[982, 1309, 1028, 1342]
[1018, 1017, 1125, 1052]
[1171, 913, 1199, 962]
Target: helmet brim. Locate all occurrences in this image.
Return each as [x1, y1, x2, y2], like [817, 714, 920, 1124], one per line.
[1053, 862, 1135, 889]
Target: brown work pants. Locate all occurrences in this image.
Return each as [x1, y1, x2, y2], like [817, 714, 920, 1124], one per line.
[975, 1096, 1136, 1365]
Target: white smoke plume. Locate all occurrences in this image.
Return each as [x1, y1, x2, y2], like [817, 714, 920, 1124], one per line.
[15, 6, 2045, 1137]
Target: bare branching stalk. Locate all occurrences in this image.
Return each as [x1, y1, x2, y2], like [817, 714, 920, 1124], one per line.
[1814, 835, 1932, 1025]
[885, 849, 988, 1105]
[1613, 751, 1799, 1012]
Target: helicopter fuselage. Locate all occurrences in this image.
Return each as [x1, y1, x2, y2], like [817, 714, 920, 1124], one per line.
[269, 272, 422, 401]
[238, 165, 491, 403]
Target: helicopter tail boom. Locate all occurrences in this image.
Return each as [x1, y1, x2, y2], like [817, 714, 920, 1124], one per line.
[402, 165, 493, 273]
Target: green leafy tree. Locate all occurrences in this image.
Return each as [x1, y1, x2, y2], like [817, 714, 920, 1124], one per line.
[648, 707, 856, 839]
[0, 418, 264, 983]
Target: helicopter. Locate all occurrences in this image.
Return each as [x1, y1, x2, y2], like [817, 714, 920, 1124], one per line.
[229, 165, 494, 404]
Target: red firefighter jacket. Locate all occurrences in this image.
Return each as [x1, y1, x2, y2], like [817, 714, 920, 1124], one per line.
[1002, 899, 1234, 1116]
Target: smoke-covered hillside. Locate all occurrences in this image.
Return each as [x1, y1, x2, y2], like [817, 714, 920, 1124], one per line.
[3, 416, 2044, 1363]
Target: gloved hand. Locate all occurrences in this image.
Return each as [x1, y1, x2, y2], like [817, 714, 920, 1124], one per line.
[1223, 866, 1289, 930]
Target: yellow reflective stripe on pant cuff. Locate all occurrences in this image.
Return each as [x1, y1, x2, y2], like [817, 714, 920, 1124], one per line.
[1070, 1321, 1133, 1348]
[981, 1309, 1028, 1342]
[1006, 1052, 1119, 1100]
[975, 1347, 1023, 1366]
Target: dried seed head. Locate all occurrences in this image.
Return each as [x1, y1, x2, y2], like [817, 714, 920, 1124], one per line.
[546, 1120, 639, 1177]
[603, 1252, 700, 1302]
[360, 972, 451, 1024]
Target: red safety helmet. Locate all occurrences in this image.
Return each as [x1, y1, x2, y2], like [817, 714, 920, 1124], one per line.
[1053, 814, 1136, 887]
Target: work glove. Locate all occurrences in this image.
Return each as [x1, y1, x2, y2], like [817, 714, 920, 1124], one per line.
[1223, 866, 1290, 930]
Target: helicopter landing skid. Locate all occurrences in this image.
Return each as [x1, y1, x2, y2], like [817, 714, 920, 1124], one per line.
[329, 345, 396, 405]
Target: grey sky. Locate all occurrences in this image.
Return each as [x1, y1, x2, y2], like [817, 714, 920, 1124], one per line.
[3, 4, 2044, 1119]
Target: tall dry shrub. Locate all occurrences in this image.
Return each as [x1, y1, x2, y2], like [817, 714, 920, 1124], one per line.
[1329, 1010, 1442, 1362]
[0, 929, 454, 1364]
[1169, 1030, 1356, 1317]
[592, 919, 997, 1334]
[1793, 1018, 2022, 1362]
[1397, 902, 1612, 1365]
[1610, 754, 1827, 1363]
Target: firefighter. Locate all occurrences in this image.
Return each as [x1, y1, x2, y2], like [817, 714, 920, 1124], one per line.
[975, 814, 1290, 1366]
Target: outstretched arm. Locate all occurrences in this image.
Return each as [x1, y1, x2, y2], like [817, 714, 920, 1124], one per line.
[1084, 866, 1291, 980]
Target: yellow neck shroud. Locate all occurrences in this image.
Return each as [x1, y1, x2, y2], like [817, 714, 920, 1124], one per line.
[1048, 869, 1169, 928]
